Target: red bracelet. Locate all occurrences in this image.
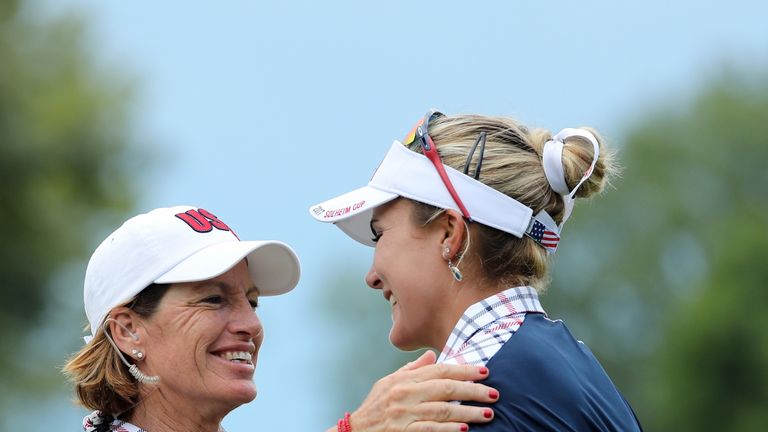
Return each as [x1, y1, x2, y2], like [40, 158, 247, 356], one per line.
[336, 412, 352, 432]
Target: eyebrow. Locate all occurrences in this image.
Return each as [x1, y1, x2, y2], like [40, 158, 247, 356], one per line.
[196, 281, 259, 296]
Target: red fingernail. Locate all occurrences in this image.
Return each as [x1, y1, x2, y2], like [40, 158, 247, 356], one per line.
[479, 367, 489, 375]
[489, 390, 499, 399]
[483, 409, 493, 418]
[460, 425, 469, 432]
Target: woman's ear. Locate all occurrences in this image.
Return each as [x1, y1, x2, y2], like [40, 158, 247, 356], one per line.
[107, 307, 143, 355]
[439, 209, 467, 261]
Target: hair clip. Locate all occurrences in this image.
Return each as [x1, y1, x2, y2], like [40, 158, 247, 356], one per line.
[463, 131, 487, 180]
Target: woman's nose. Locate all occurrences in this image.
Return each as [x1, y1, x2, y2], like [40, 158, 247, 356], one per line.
[365, 265, 382, 290]
[231, 298, 263, 338]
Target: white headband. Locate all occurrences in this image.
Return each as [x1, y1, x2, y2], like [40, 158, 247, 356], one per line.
[310, 141, 562, 253]
[542, 128, 600, 226]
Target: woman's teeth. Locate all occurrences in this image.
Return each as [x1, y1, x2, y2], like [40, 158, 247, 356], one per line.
[219, 351, 253, 364]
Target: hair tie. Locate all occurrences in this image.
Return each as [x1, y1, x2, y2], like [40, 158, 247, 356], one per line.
[542, 128, 600, 226]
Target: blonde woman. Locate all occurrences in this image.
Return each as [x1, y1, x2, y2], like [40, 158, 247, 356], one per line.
[311, 110, 643, 431]
[64, 205, 498, 432]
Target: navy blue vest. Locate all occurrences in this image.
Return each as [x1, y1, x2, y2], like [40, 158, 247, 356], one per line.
[465, 313, 642, 431]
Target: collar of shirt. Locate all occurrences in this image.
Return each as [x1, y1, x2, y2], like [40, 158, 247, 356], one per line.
[83, 412, 145, 432]
[437, 285, 546, 365]
[83, 411, 228, 432]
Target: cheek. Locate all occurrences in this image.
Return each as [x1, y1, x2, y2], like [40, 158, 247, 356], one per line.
[399, 277, 444, 323]
[150, 310, 219, 357]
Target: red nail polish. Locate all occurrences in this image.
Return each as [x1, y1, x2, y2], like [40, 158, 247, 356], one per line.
[460, 425, 469, 432]
[483, 409, 493, 418]
[489, 390, 499, 399]
[479, 367, 489, 375]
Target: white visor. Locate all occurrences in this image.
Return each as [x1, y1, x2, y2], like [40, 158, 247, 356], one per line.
[310, 141, 545, 247]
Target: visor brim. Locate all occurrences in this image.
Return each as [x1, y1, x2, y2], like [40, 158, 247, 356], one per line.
[155, 240, 301, 296]
[309, 186, 398, 246]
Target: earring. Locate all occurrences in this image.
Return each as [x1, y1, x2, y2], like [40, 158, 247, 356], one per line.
[128, 364, 160, 385]
[443, 247, 450, 259]
[448, 259, 463, 282]
[102, 319, 159, 385]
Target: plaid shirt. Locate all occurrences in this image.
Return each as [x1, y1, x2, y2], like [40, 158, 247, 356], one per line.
[437, 286, 545, 366]
[83, 411, 230, 431]
[83, 412, 145, 432]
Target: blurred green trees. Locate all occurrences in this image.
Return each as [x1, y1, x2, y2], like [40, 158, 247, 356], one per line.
[322, 71, 768, 431]
[0, 0, 140, 408]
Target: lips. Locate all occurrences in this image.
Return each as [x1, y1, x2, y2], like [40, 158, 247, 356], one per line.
[384, 290, 398, 307]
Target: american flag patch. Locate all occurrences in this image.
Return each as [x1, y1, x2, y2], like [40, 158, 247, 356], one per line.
[527, 219, 560, 252]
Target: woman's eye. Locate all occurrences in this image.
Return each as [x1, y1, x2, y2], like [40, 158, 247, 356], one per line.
[249, 299, 259, 309]
[201, 295, 224, 304]
[369, 222, 382, 243]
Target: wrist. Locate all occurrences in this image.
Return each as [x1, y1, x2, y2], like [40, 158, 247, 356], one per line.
[337, 412, 352, 432]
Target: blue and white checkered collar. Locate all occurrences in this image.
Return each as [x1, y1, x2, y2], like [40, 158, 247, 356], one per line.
[437, 286, 545, 364]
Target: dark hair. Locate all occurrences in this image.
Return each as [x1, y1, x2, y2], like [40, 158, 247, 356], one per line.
[63, 283, 170, 424]
[127, 283, 170, 318]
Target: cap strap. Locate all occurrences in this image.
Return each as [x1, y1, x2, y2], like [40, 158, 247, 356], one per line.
[525, 210, 561, 254]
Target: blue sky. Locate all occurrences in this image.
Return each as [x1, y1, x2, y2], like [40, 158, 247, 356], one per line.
[24, 0, 768, 430]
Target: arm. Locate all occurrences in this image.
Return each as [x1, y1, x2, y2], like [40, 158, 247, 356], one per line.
[326, 351, 497, 432]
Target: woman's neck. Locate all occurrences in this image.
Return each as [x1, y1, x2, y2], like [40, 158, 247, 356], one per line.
[128, 390, 226, 432]
[432, 278, 515, 351]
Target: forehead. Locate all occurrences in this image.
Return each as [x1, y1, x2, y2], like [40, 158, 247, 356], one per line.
[372, 198, 410, 219]
[168, 260, 259, 296]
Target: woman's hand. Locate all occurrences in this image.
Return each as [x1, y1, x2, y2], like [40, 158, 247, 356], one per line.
[328, 350, 497, 432]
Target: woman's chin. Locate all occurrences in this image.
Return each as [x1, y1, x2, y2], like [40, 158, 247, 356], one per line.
[388, 327, 422, 352]
[220, 381, 258, 406]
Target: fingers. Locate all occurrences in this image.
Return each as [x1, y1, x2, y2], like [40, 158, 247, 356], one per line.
[409, 379, 499, 404]
[412, 401, 495, 424]
[399, 350, 437, 372]
[405, 421, 470, 432]
[353, 358, 497, 431]
[406, 362, 491, 384]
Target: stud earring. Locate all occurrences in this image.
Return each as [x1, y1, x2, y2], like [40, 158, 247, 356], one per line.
[448, 259, 463, 282]
[131, 349, 144, 360]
